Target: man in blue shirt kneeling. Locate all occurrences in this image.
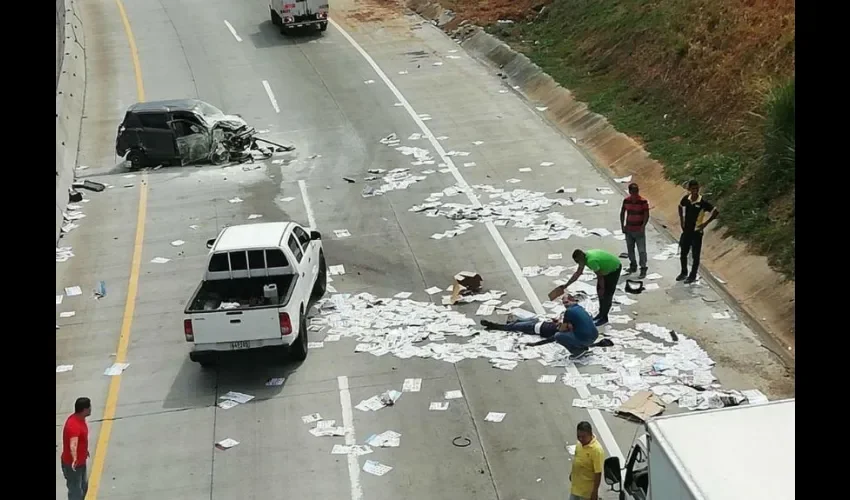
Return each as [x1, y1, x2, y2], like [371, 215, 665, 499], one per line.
[480, 294, 599, 359]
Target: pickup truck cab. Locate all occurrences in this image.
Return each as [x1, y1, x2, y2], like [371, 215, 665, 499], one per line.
[184, 221, 327, 367]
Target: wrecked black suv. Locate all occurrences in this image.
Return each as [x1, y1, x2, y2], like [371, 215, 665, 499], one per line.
[115, 99, 293, 169]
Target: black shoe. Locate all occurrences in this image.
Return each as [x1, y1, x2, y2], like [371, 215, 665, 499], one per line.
[675, 272, 688, 281]
[594, 317, 608, 327]
[639, 268, 647, 279]
[684, 275, 698, 284]
[569, 348, 590, 360]
[480, 320, 499, 330]
[626, 266, 637, 274]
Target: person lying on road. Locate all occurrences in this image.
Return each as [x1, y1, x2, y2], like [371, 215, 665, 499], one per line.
[480, 294, 599, 359]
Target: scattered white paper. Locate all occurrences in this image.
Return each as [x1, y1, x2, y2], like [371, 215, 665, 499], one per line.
[537, 375, 557, 384]
[463, 162, 477, 168]
[742, 389, 769, 405]
[506, 178, 521, 183]
[218, 400, 239, 410]
[567, 444, 576, 455]
[308, 342, 324, 349]
[484, 412, 506, 422]
[104, 363, 130, 376]
[540, 162, 555, 167]
[536, 106, 548, 112]
[56, 295, 64, 305]
[151, 257, 170, 264]
[216, 438, 239, 449]
[248, 214, 263, 220]
[364, 80, 375, 84]
[402, 378, 422, 392]
[614, 175, 633, 183]
[266, 377, 285, 386]
[429, 402, 449, 411]
[366, 430, 401, 448]
[171, 240, 185, 247]
[518, 167, 532, 172]
[220, 391, 254, 404]
[363, 460, 393, 476]
[645, 273, 663, 280]
[334, 229, 351, 239]
[302, 413, 323, 424]
[644, 283, 660, 291]
[228, 197, 243, 204]
[394, 292, 412, 299]
[56, 365, 74, 373]
[329, 265, 346, 275]
[712, 311, 732, 320]
[65, 286, 82, 297]
[444, 390, 463, 399]
[425, 286, 443, 295]
[59, 311, 76, 318]
[279, 196, 295, 202]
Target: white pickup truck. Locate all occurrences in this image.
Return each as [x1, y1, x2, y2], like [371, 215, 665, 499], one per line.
[183, 222, 327, 367]
[269, 0, 329, 33]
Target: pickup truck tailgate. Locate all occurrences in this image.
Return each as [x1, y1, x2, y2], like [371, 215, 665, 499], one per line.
[189, 308, 282, 343]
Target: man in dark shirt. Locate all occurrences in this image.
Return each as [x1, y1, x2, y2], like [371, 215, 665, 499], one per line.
[619, 182, 650, 278]
[61, 397, 91, 500]
[480, 294, 599, 359]
[677, 180, 719, 284]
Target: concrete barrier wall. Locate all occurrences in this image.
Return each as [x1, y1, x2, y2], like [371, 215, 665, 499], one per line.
[406, 0, 794, 358]
[56, 0, 87, 243]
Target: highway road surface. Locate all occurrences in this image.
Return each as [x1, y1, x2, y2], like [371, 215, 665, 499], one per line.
[56, 0, 793, 498]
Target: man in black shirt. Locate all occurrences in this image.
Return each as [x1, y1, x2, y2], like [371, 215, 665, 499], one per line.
[677, 180, 719, 284]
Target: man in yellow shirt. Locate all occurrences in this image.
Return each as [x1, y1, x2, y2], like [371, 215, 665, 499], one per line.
[570, 421, 605, 500]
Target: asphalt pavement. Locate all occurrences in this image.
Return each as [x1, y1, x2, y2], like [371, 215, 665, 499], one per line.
[56, 0, 794, 498]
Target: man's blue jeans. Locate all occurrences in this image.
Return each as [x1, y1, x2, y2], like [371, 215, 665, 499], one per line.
[503, 319, 595, 355]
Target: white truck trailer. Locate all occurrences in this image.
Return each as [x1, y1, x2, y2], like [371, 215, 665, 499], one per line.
[604, 398, 795, 500]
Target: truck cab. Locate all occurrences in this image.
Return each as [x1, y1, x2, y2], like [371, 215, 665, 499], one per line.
[604, 399, 795, 500]
[183, 222, 327, 367]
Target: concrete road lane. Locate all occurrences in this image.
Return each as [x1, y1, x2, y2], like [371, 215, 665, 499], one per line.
[57, 0, 793, 499]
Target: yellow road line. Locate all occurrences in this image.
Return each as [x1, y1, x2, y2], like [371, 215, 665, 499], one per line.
[86, 1, 147, 498]
[115, 0, 145, 103]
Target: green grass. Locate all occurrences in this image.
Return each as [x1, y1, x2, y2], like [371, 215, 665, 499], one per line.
[488, 1, 795, 278]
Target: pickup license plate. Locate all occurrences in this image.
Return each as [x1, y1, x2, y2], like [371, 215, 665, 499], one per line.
[230, 341, 252, 350]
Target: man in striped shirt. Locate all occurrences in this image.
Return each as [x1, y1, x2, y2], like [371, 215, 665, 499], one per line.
[619, 183, 650, 279]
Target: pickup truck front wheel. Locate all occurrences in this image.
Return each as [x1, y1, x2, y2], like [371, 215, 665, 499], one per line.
[289, 311, 309, 361]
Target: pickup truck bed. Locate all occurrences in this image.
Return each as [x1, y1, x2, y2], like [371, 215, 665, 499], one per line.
[186, 275, 295, 312]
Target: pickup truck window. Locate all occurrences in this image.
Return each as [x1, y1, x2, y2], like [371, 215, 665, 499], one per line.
[209, 253, 229, 272]
[266, 249, 288, 267]
[293, 226, 310, 248]
[287, 235, 303, 262]
[248, 250, 265, 269]
[230, 251, 248, 270]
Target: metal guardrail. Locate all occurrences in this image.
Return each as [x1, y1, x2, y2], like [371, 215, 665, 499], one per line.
[56, 0, 66, 89]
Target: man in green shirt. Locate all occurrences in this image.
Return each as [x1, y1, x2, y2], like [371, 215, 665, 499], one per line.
[554, 249, 622, 326]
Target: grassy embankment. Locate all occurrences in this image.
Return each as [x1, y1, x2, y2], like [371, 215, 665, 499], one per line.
[469, 0, 795, 277]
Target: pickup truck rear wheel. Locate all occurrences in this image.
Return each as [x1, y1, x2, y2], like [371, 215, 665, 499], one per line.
[289, 311, 309, 361]
[189, 351, 216, 369]
[312, 253, 327, 299]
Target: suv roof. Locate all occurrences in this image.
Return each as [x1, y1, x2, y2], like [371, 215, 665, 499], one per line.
[126, 99, 212, 114]
[213, 222, 295, 252]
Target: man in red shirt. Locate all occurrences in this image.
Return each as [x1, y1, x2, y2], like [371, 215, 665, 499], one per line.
[61, 397, 91, 500]
[619, 182, 650, 278]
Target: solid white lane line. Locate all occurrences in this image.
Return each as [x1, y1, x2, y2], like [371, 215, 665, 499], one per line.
[262, 80, 280, 113]
[223, 20, 243, 42]
[298, 180, 317, 229]
[330, 18, 624, 463]
[338, 376, 364, 500]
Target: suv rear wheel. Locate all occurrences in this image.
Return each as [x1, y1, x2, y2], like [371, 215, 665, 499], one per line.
[126, 149, 146, 169]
